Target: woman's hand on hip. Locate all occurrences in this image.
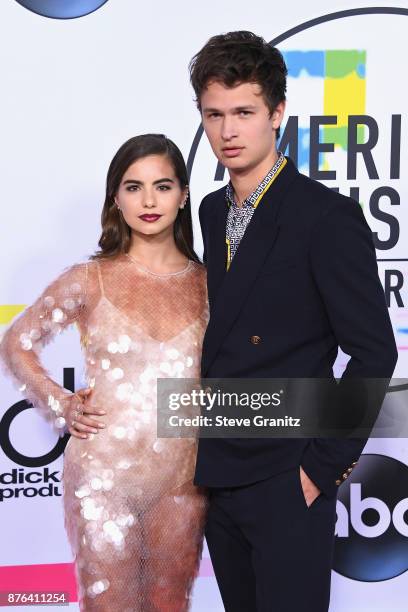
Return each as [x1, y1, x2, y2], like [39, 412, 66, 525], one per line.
[65, 388, 106, 439]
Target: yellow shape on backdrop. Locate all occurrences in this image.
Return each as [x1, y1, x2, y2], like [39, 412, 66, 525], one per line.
[324, 72, 366, 128]
[0, 305, 26, 325]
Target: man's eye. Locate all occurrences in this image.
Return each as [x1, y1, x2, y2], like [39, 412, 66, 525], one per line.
[127, 185, 139, 191]
[209, 113, 221, 118]
[239, 111, 251, 116]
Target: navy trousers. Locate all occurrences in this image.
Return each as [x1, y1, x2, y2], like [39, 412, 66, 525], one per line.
[205, 467, 338, 612]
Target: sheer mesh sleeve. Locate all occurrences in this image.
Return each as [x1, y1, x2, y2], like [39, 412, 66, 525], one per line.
[0, 262, 88, 435]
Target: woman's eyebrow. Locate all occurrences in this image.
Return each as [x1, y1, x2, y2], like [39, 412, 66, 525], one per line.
[123, 178, 175, 185]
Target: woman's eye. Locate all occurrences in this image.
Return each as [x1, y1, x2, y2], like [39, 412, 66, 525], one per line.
[157, 185, 171, 191]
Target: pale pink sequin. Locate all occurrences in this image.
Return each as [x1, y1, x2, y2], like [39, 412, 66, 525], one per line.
[1, 255, 209, 611]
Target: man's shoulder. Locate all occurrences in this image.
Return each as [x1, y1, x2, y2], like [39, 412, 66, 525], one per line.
[293, 169, 359, 217]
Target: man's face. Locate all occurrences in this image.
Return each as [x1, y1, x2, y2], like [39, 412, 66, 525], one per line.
[200, 80, 285, 174]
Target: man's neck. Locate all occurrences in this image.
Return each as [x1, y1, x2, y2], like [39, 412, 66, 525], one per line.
[229, 149, 279, 207]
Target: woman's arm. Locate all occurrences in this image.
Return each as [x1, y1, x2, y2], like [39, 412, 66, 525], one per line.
[0, 262, 88, 436]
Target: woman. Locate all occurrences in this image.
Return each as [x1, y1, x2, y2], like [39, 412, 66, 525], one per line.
[0, 134, 208, 611]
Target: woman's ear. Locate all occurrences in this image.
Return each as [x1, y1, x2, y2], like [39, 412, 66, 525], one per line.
[180, 187, 189, 209]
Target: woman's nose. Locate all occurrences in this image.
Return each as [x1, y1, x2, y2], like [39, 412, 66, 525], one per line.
[143, 195, 156, 208]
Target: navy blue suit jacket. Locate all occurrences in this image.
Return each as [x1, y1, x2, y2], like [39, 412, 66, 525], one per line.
[194, 157, 397, 498]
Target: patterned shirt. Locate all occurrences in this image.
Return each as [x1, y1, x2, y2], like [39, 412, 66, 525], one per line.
[225, 152, 287, 270]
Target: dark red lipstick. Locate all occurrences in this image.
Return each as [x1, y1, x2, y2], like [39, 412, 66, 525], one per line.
[139, 214, 162, 223]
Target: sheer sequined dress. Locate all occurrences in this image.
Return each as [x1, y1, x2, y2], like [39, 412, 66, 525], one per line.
[0, 254, 209, 611]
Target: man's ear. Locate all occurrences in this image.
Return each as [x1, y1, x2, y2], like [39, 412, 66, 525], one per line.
[271, 100, 286, 131]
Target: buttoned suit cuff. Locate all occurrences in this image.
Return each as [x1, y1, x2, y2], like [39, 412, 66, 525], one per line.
[300, 444, 360, 499]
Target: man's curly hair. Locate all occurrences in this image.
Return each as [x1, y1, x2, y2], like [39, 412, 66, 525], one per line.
[189, 31, 287, 138]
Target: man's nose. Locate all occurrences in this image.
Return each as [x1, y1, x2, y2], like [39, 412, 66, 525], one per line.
[221, 116, 238, 141]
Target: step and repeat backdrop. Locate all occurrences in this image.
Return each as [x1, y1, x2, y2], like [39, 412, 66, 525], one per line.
[0, 1, 407, 610]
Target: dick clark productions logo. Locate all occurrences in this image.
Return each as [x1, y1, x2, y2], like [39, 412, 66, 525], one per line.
[15, 1, 109, 19]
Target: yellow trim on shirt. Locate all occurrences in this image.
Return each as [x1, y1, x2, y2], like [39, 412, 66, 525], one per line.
[225, 156, 287, 269]
[253, 157, 287, 209]
[226, 238, 231, 271]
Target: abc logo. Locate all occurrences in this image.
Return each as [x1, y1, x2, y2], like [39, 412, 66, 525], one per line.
[334, 454, 408, 581]
[15, 1, 109, 19]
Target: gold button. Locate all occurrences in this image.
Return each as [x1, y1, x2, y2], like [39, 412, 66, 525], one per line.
[347, 467, 353, 473]
[336, 479, 341, 486]
[250, 335, 261, 345]
[342, 473, 348, 480]
[352, 461, 358, 466]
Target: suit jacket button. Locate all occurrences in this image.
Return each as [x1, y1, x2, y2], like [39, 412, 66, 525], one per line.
[347, 467, 353, 473]
[336, 479, 342, 486]
[250, 335, 261, 345]
[342, 473, 348, 480]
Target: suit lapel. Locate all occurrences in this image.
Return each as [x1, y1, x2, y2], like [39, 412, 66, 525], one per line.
[202, 158, 299, 375]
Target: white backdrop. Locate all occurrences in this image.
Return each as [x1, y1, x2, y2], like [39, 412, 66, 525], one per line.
[0, 1, 407, 610]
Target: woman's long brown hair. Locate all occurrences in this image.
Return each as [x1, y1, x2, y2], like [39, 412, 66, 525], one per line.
[92, 134, 200, 263]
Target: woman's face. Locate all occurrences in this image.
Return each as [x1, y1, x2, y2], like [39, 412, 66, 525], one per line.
[115, 154, 188, 238]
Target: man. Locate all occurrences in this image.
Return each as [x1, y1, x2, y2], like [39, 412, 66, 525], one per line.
[189, 31, 397, 611]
